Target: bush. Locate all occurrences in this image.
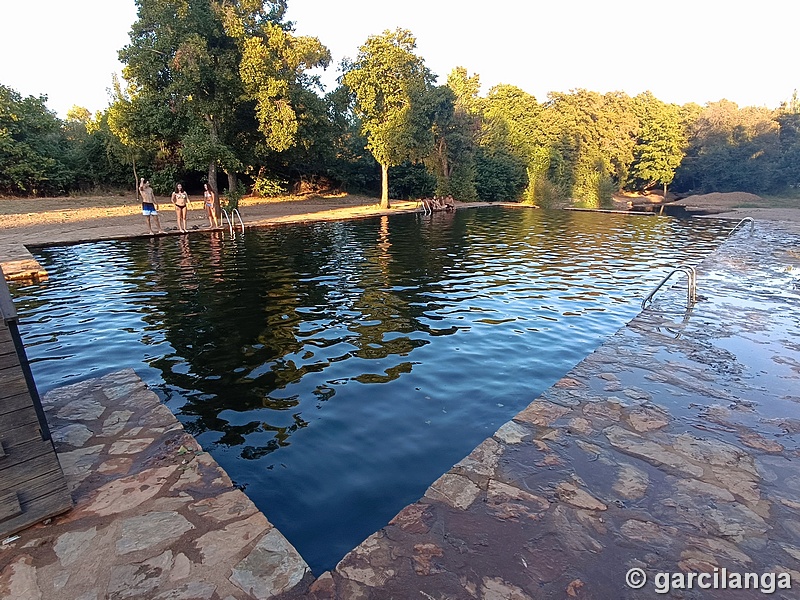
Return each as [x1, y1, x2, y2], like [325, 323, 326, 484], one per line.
[224, 182, 246, 210]
[149, 166, 179, 196]
[532, 177, 569, 209]
[253, 174, 287, 198]
[388, 162, 436, 199]
[474, 148, 528, 202]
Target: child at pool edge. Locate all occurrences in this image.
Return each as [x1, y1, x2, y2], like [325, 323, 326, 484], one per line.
[139, 178, 165, 235]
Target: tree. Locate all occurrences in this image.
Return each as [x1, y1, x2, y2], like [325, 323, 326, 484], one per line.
[539, 90, 637, 205]
[628, 91, 686, 199]
[0, 84, 71, 195]
[674, 100, 780, 193]
[106, 74, 161, 197]
[480, 84, 541, 202]
[118, 0, 328, 194]
[342, 28, 435, 208]
[219, 0, 330, 193]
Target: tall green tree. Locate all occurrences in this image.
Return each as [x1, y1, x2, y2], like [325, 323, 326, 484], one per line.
[628, 91, 686, 199]
[118, 0, 328, 194]
[539, 90, 637, 206]
[0, 84, 71, 195]
[342, 28, 435, 208]
[480, 84, 541, 202]
[674, 100, 780, 193]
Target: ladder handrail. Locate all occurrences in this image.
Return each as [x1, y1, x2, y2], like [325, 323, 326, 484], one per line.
[232, 208, 245, 234]
[727, 217, 754, 238]
[220, 208, 234, 236]
[642, 265, 697, 310]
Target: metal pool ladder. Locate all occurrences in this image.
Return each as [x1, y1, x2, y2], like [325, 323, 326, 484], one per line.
[642, 265, 697, 310]
[727, 217, 754, 238]
[221, 208, 245, 236]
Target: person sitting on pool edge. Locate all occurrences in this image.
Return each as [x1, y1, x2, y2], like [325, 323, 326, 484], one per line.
[139, 178, 165, 235]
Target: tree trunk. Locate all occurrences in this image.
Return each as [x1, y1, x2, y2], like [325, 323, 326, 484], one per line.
[380, 163, 390, 209]
[206, 114, 219, 193]
[663, 182, 668, 202]
[132, 155, 140, 201]
[208, 160, 218, 194]
[226, 171, 238, 196]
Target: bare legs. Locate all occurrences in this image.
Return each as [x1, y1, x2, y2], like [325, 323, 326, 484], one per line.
[206, 203, 220, 228]
[174, 205, 188, 232]
[144, 214, 164, 235]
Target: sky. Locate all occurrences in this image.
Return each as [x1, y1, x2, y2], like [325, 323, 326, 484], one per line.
[1, 0, 796, 119]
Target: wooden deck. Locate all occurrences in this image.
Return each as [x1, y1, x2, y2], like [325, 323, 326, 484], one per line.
[0, 270, 71, 538]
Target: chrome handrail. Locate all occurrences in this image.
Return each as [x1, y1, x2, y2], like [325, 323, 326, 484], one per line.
[642, 265, 697, 310]
[232, 208, 245, 234]
[220, 209, 234, 236]
[727, 217, 754, 238]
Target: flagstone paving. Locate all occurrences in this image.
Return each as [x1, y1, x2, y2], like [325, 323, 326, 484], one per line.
[0, 369, 310, 600]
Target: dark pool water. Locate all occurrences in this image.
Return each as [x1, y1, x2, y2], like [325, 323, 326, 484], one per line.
[11, 207, 731, 573]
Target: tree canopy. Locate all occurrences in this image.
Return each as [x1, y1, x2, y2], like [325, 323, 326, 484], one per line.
[2, 15, 799, 205]
[342, 28, 435, 208]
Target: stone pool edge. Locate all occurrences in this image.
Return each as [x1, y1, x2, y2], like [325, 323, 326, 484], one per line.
[273, 219, 800, 598]
[0, 368, 312, 600]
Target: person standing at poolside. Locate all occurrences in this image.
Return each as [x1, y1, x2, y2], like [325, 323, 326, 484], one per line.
[203, 183, 220, 229]
[171, 183, 191, 233]
[139, 178, 164, 235]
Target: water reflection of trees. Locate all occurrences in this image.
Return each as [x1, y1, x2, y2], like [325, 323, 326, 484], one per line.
[118, 209, 729, 460]
[123, 214, 470, 458]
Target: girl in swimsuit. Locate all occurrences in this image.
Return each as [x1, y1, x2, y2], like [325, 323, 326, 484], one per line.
[171, 183, 191, 233]
[203, 183, 220, 229]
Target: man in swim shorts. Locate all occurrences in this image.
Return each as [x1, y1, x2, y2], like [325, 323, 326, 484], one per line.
[139, 178, 165, 235]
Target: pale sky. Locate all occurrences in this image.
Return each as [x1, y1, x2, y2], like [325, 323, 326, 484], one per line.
[1, 0, 795, 119]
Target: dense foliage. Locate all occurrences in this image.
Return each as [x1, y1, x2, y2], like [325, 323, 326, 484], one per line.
[2, 2, 799, 203]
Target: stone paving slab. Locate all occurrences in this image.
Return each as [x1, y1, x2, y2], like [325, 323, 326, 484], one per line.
[275, 223, 800, 599]
[0, 369, 311, 600]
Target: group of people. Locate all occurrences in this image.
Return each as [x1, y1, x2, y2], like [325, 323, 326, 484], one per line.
[419, 195, 456, 214]
[138, 179, 221, 235]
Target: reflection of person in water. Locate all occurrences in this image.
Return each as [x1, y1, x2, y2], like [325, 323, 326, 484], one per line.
[208, 229, 224, 282]
[171, 183, 191, 233]
[139, 178, 164, 235]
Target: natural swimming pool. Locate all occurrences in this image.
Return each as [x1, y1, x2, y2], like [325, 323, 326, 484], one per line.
[12, 207, 732, 573]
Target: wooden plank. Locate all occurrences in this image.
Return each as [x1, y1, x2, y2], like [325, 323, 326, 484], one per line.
[2, 465, 71, 506]
[0, 391, 36, 417]
[0, 492, 22, 522]
[0, 408, 42, 449]
[0, 491, 72, 538]
[0, 273, 18, 323]
[0, 439, 60, 479]
[0, 353, 21, 372]
[14, 468, 71, 502]
[0, 368, 29, 400]
[0, 339, 15, 358]
[0, 361, 25, 379]
[0, 311, 71, 537]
